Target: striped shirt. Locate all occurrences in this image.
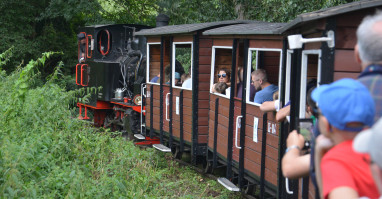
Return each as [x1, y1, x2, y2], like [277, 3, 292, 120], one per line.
[358, 64, 382, 123]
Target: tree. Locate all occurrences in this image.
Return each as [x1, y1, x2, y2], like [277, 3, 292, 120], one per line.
[0, 0, 104, 73]
[156, 0, 236, 24]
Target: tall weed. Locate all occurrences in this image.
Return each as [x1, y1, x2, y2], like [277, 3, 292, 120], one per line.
[0, 53, 242, 198]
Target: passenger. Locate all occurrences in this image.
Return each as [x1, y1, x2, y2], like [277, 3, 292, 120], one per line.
[281, 87, 317, 179]
[236, 67, 256, 101]
[353, 118, 382, 195]
[355, 11, 382, 123]
[212, 68, 231, 93]
[259, 91, 279, 112]
[276, 79, 316, 122]
[150, 73, 160, 83]
[174, 72, 181, 86]
[217, 68, 231, 85]
[164, 65, 171, 85]
[77, 33, 86, 63]
[276, 104, 290, 122]
[251, 69, 278, 104]
[214, 82, 228, 95]
[181, 73, 192, 89]
[175, 60, 185, 77]
[312, 79, 378, 199]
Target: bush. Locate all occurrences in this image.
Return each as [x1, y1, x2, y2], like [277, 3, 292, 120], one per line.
[0, 52, 242, 198]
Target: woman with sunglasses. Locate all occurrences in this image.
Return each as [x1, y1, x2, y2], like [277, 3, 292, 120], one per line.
[212, 69, 231, 93]
[217, 69, 231, 85]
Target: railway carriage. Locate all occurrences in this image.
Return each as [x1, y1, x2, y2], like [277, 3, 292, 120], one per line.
[202, 22, 286, 197]
[135, 20, 252, 163]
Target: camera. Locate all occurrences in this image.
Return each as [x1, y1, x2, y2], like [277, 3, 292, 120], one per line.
[297, 118, 314, 149]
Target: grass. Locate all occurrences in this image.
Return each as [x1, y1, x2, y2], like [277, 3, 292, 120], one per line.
[0, 52, 244, 198]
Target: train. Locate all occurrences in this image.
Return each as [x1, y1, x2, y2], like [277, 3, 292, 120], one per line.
[75, 1, 382, 198]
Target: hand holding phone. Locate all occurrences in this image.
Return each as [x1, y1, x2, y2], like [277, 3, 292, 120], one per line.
[297, 118, 314, 149]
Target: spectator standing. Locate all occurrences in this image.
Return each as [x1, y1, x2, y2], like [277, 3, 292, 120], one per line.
[353, 118, 382, 195]
[355, 11, 382, 122]
[312, 78, 378, 199]
[251, 69, 278, 104]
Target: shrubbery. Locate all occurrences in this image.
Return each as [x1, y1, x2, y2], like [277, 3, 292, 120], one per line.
[0, 51, 240, 198]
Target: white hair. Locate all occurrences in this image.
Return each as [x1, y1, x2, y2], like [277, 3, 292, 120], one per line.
[356, 10, 382, 63]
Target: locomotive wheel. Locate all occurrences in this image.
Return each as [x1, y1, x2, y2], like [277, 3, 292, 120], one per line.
[104, 112, 122, 134]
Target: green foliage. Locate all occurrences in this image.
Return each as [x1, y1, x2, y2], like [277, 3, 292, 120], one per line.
[176, 48, 192, 74]
[0, 47, 14, 72]
[233, 0, 358, 22]
[157, 0, 236, 24]
[0, 54, 242, 198]
[99, 0, 159, 25]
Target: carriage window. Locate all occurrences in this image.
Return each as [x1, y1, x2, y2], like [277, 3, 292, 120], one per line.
[299, 50, 321, 118]
[97, 29, 111, 56]
[246, 49, 282, 107]
[210, 46, 232, 98]
[146, 43, 161, 85]
[172, 42, 192, 90]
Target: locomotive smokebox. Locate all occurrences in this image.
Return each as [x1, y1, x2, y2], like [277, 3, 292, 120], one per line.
[156, 14, 170, 27]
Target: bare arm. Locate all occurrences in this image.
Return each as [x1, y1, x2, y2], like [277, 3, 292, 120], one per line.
[276, 105, 290, 122]
[282, 130, 310, 179]
[328, 187, 358, 199]
[260, 100, 276, 112]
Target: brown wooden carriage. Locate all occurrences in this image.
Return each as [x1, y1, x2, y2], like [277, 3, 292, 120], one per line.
[202, 1, 382, 198]
[202, 22, 285, 197]
[135, 21, 251, 163]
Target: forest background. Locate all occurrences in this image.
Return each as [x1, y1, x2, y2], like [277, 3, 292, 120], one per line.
[1, 0, 356, 76]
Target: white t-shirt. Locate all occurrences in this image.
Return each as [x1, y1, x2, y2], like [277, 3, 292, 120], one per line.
[182, 78, 192, 89]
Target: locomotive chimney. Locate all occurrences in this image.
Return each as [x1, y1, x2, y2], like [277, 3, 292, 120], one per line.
[156, 14, 170, 27]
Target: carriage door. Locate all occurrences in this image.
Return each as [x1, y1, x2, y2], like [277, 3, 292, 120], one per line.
[299, 50, 321, 118]
[145, 42, 161, 138]
[171, 41, 193, 155]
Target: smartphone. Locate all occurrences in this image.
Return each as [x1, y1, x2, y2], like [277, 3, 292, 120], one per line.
[297, 118, 313, 149]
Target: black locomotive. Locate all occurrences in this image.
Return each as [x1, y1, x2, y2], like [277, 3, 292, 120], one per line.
[76, 24, 150, 136]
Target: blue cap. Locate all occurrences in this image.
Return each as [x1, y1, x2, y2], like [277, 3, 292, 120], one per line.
[311, 78, 375, 131]
[175, 72, 180, 79]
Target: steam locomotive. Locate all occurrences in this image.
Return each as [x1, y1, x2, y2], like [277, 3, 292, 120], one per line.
[76, 24, 151, 137]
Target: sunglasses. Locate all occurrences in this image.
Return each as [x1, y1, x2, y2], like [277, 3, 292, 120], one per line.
[217, 74, 227, 78]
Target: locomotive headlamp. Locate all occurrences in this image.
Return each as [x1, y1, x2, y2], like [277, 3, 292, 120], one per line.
[133, 95, 142, 106]
[288, 30, 335, 49]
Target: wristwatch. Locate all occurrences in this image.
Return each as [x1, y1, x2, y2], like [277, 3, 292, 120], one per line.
[285, 145, 301, 153]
